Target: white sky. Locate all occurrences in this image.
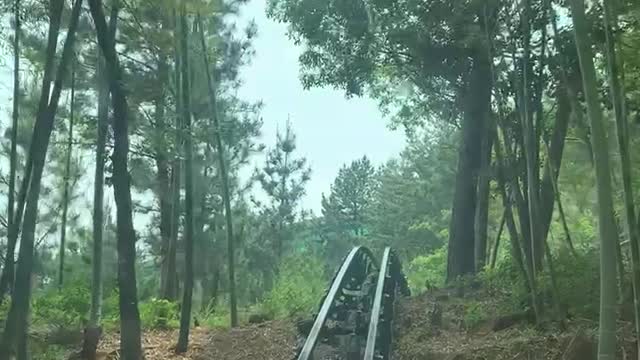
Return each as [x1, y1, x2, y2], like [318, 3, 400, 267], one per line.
[236, 0, 405, 213]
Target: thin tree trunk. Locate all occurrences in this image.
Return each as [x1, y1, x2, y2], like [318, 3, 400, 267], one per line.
[0, 0, 63, 303]
[59, 60, 76, 289]
[196, 13, 238, 327]
[614, 214, 626, 303]
[475, 123, 493, 271]
[543, 236, 565, 326]
[155, 12, 172, 299]
[0, 0, 20, 302]
[3, 0, 21, 301]
[84, 7, 118, 359]
[163, 7, 182, 302]
[490, 209, 506, 269]
[603, 0, 640, 353]
[0, 0, 82, 356]
[495, 130, 540, 321]
[521, 0, 543, 276]
[87, 0, 143, 358]
[156, 52, 172, 299]
[539, 85, 572, 244]
[543, 140, 577, 256]
[569, 0, 619, 357]
[177, 4, 196, 352]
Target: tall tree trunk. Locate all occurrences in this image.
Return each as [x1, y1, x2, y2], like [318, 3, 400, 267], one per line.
[543, 236, 564, 325]
[603, 0, 640, 353]
[521, 0, 543, 276]
[0, 0, 82, 356]
[495, 129, 541, 321]
[539, 85, 572, 244]
[490, 210, 506, 269]
[196, 13, 238, 327]
[177, 4, 196, 352]
[569, 0, 619, 357]
[87, 0, 143, 358]
[543, 140, 577, 256]
[163, 8, 183, 302]
[474, 123, 493, 271]
[156, 52, 172, 300]
[59, 61, 75, 289]
[84, 7, 118, 359]
[2, 0, 20, 302]
[447, 48, 490, 282]
[0, 0, 63, 303]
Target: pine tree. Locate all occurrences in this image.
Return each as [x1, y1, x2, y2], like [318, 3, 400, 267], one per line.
[87, 0, 143, 357]
[255, 122, 311, 261]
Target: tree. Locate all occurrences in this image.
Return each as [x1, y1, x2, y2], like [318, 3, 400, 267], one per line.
[569, 0, 619, 357]
[58, 60, 76, 288]
[1, 0, 21, 302]
[87, 0, 143, 357]
[196, 12, 239, 328]
[320, 156, 376, 263]
[365, 128, 456, 260]
[0, 0, 83, 356]
[177, 1, 196, 352]
[267, 0, 496, 280]
[322, 156, 376, 237]
[83, 5, 119, 358]
[255, 122, 311, 261]
[602, 0, 640, 353]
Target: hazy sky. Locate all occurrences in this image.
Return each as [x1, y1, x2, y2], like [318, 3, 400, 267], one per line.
[236, 0, 405, 213]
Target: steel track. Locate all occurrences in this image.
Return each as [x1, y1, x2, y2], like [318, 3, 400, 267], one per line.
[295, 246, 409, 360]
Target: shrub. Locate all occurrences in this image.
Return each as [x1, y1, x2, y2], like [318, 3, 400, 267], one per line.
[405, 246, 446, 294]
[261, 252, 326, 318]
[100, 288, 121, 330]
[32, 283, 90, 328]
[139, 298, 179, 329]
[463, 300, 486, 328]
[545, 248, 599, 319]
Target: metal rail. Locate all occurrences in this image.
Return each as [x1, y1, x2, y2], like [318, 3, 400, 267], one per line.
[364, 247, 410, 360]
[295, 246, 409, 360]
[296, 246, 377, 360]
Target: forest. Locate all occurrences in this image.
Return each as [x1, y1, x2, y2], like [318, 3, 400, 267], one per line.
[0, 0, 639, 359]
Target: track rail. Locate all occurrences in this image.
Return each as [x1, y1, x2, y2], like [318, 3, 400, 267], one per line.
[295, 246, 409, 360]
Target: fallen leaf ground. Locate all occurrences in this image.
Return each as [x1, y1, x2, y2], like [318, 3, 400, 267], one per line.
[97, 320, 296, 360]
[89, 289, 638, 360]
[391, 290, 637, 360]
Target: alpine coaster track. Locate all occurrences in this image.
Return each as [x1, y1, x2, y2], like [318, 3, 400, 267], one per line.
[295, 246, 410, 360]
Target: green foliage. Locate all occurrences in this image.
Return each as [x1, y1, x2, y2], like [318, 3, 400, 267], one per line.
[478, 248, 600, 320]
[139, 298, 179, 329]
[0, 299, 9, 322]
[365, 129, 455, 258]
[32, 283, 90, 328]
[195, 304, 232, 329]
[462, 300, 486, 329]
[260, 253, 326, 318]
[320, 156, 376, 265]
[405, 246, 446, 294]
[544, 249, 600, 319]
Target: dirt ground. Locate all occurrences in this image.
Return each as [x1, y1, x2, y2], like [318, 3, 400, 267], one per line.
[391, 290, 636, 360]
[96, 320, 296, 360]
[92, 290, 638, 360]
